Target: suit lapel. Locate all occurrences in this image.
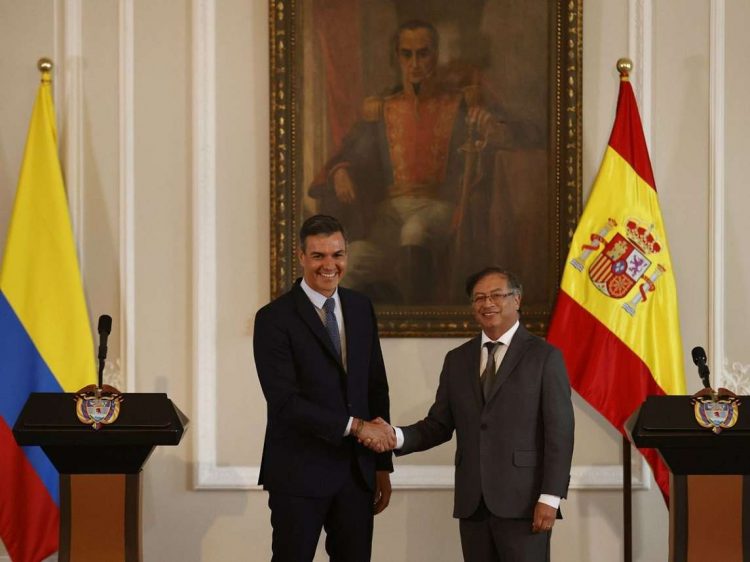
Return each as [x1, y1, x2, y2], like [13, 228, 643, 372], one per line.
[339, 288, 359, 374]
[485, 324, 533, 404]
[291, 282, 344, 370]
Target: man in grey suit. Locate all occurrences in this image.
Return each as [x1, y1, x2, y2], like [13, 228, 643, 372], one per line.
[367, 267, 574, 561]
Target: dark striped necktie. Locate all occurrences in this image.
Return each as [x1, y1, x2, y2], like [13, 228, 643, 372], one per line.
[481, 341, 501, 401]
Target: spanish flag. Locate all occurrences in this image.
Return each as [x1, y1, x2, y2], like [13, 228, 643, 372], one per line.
[0, 67, 95, 561]
[548, 70, 686, 501]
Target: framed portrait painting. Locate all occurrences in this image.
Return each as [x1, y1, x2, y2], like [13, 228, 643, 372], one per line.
[269, 0, 582, 336]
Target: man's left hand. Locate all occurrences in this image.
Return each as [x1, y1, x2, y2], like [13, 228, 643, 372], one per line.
[531, 501, 556, 533]
[373, 470, 392, 515]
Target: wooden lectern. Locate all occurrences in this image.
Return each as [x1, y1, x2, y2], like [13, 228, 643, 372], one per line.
[13, 392, 188, 562]
[627, 395, 750, 561]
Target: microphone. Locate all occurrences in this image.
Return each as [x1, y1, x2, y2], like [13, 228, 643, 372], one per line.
[97, 315, 112, 388]
[691, 346, 711, 389]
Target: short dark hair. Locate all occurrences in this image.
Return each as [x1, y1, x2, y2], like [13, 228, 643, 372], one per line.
[299, 215, 347, 251]
[465, 267, 523, 297]
[393, 20, 439, 53]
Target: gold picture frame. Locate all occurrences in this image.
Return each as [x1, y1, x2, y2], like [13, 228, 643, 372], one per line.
[269, 0, 582, 337]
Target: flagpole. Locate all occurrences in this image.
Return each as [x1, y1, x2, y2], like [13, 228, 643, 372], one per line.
[623, 435, 632, 562]
[617, 55, 635, 562]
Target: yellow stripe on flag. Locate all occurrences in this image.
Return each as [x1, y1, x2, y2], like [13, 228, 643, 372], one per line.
[0, 71, 95, 392]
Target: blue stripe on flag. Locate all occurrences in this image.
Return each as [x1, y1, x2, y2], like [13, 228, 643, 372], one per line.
[0, 291, 63, 504]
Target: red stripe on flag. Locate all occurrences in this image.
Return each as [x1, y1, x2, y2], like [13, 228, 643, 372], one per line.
[548, 291, 670, 500]
[608, 80, 656, 191]
[0, 421, 59, 562]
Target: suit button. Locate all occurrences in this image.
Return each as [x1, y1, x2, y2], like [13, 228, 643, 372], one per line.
[480, 423, 488, 430]
[347, 403, 352, 408]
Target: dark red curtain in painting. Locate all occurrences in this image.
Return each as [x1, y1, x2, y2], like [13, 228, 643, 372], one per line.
[313, 0, 365, 149]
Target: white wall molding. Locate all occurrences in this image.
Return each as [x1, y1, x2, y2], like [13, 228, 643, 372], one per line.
[52, 1, 84, 262]
[119, 0, 136, 391]
[191, 0, 649, 492]
[53, 1, 63, 115]
[192, 0, 219, 489]
[103, 357, 124, 392]
[60, 0, 85, 268]
[628, 0, 652, 148]
[0, 555, 57, 561]
[191, 460, 650, 491]
[723, 360, 750, 395]
[709, 1, 727, 388]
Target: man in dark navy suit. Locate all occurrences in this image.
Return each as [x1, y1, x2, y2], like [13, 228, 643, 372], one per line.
[254, 214, 395, 561]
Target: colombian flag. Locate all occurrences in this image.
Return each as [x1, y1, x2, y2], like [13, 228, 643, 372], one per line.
[548, 73, 686, 502]
[0, 69, 95, 560]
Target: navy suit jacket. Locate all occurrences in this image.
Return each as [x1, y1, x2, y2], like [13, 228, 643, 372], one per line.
[398, 324, 574, 519]
[254, 280, 392, 497]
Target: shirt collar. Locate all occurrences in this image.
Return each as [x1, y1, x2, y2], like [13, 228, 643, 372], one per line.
[300, 278, 340, 310]
[481, 320, 520, 348]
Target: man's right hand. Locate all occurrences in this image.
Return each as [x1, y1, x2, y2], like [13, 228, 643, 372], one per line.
[355, 417, 396, 452]
[332, 167, 356, 204]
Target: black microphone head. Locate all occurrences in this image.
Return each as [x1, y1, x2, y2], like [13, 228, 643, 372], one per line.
[691, 346, 707, 366]
[98, 314, 113, 335]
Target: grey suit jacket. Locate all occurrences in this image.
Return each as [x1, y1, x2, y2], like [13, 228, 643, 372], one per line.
[398, 324, 574, 519]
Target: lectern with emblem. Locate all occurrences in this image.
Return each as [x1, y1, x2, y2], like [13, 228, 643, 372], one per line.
[13, 391, 187, 562]
[628, 389, 750, 561]
[12, 315, 188, 562]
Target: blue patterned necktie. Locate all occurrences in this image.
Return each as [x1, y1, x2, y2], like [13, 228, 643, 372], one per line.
[323, 298, 342, 359]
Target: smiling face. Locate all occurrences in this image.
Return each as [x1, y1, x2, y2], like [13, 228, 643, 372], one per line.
[471, 273, 521, 340]
[397, 27, 438, 87]
[299, 232, 348, 297]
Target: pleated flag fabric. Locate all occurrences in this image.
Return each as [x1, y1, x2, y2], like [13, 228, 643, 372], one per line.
[0, 69, 95, 561]
[547, 74, 686, 502]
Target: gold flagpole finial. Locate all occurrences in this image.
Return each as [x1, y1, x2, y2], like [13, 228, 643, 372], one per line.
[616, 58, 633, 79]
[37, 58, 53, 84]
[37, 57, 53, 73]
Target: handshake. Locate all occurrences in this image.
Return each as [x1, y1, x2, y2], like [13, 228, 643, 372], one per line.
[351, 417, 396, 453]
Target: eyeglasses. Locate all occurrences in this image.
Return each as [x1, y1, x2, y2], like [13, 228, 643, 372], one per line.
[471, 291, 516, 305]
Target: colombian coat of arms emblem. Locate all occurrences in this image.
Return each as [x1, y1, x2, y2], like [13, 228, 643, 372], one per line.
[692, 388, 741, 434]
[74, 384, 123, 430]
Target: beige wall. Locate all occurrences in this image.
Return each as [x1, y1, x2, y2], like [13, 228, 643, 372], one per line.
[0, 0, 743, 560]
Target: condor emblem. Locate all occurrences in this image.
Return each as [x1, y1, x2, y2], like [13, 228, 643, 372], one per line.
[570, 218, 666, 316]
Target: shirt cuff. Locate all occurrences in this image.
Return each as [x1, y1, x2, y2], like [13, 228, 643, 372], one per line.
[344, 417, 354, 436]
[538, 494, 560, 509]
[394, 426, 404, 449]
